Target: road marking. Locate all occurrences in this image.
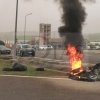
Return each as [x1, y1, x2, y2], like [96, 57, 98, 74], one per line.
[0, 75, 71, 80]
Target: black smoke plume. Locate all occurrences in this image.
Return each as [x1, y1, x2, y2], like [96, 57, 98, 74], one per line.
[58, 0, 96, 48]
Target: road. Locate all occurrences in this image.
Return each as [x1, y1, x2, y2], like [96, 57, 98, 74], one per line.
[10, 49, 100, 64]
[1, 50, 100, 100]
[35, 50, 100, 64]
[0, 75, 100, 100]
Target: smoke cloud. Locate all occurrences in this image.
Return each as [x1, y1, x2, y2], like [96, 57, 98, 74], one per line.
[58, 0, 96, 48]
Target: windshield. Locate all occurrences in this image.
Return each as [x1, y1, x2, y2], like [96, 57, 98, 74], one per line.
[0, 45, 8, 49]
[41, 45, 47, 47]
[47, 46, 51, 47]
[22, 45, 31, 48]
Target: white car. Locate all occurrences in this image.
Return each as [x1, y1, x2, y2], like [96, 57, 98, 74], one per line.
[47, 45, 53, 50]
[39, 45, 47, 50]
[39, 45, 53, 50]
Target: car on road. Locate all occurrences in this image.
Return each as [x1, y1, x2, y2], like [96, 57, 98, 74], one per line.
[47, 45, 53, 50]
[0, 45, 11, 54]
[39, 45, 53, 50]
[38, 45, 47, 50]
[16, 44, 35, 57]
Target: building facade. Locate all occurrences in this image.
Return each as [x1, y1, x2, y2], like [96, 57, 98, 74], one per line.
[39, 23, 51, 45]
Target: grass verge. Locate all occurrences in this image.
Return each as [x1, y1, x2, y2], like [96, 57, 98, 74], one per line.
[0, 59, 66, 77]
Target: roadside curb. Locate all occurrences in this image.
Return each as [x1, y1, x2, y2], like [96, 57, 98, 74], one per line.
[0, 75, 69, 79]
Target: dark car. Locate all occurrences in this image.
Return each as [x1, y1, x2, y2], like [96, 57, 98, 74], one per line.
[16, 44, 35, 57]
[31, 45, 36, 50]
[0, 45, 11, 54]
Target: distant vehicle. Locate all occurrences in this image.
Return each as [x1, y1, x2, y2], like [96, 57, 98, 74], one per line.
[0, 45, 11, 54]
[47, 45, 53, 50]
[16, 44, 35, 57]
[38, 45, 47, 50]
[39, 45, 53, 50]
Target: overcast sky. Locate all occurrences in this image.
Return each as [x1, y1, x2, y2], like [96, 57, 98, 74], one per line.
[0, 0, 100, 34]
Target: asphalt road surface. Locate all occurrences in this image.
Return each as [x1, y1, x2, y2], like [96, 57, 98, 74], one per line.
[0, 75, 100, 100]
[10, 49, 100, 64]
[35, 50, 100, 64]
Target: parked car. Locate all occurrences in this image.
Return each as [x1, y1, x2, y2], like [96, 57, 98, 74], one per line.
[16, 44, 35, 57]
[38, 45, 47, 50]
[39, 45, 53, 50]
[0, 45, 11, 54]
[47, 45, 53, 50]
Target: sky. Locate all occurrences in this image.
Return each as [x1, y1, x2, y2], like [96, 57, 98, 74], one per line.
[0, 0, 100, 35]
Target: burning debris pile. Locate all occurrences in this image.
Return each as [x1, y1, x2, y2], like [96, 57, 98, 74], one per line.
[69, 63, 100, 81]
[66, 42, 100, 81]
[58, 0, 97, 81]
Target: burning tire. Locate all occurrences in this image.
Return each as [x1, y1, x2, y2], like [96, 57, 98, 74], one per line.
[69, 69, 98, 82]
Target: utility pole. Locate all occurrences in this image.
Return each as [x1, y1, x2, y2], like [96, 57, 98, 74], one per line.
[46, 24, 47, 45]
[14, 0, 18, 59]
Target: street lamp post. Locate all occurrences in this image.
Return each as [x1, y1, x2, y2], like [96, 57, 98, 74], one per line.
[24, 13, 32, 44]
[14, 0, 18, 59]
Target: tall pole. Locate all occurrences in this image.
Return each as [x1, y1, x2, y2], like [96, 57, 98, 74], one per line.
[46, 24, 47, 45]
[24, 13, 32, 44]
[14, 0, 18, 59]
[39, 15, 41, 47]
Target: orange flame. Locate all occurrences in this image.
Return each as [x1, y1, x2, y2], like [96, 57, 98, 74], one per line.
[67, 44, 83, 75]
